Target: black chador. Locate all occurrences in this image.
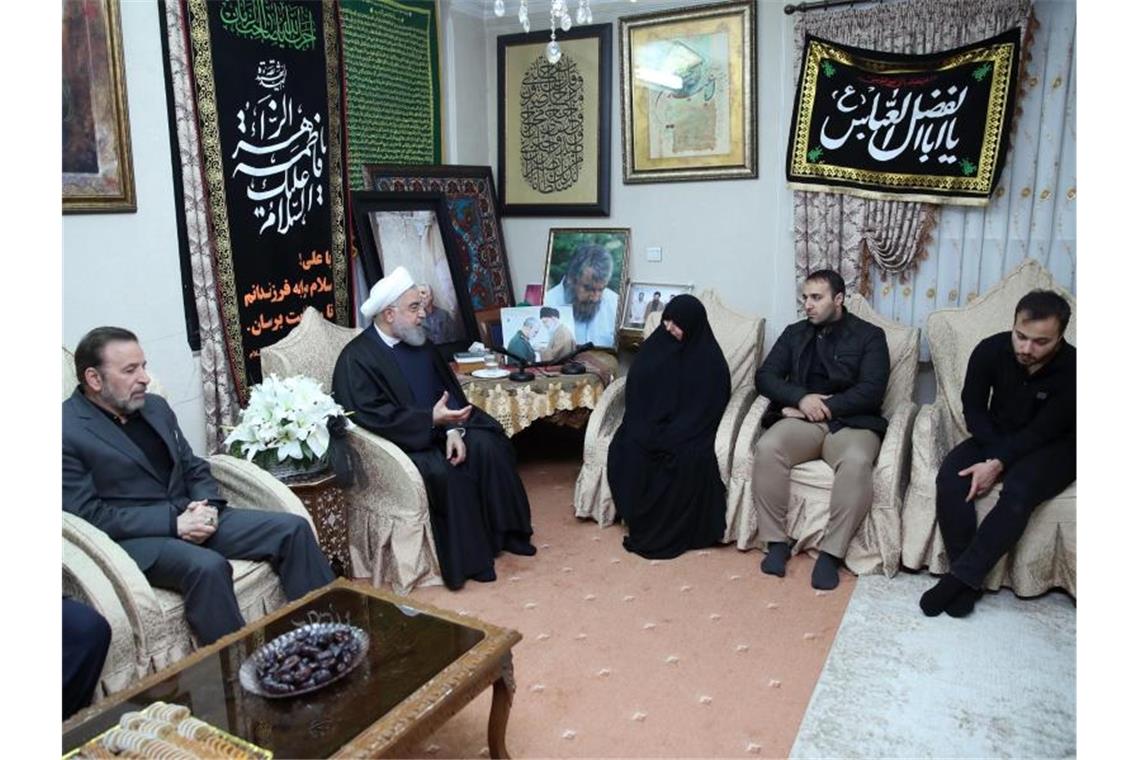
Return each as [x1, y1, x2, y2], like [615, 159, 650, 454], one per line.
[332, 327, 534, 589]
[607, 295, 731, 559]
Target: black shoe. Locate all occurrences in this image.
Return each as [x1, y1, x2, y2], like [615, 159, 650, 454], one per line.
[471, 567, 497, 583]
[503, 534, 537, 556]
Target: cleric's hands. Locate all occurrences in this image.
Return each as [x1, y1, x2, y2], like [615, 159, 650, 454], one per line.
[433, 391, 472, 427]
[445, 429, 467, 466]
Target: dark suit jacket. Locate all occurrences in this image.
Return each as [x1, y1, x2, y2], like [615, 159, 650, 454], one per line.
[62, 388, 222, 571]
[755, 309, 890, 434]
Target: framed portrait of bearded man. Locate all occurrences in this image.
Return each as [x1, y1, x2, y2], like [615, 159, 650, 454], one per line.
[542, 227, 631, 351]
[497, 23, 612, 216]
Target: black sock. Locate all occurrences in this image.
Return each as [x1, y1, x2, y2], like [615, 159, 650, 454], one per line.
[811, 552, 842, 590]
[946, 587, 982, 618]
[919, 575, 967, 617]
[760, 542, 790, 577]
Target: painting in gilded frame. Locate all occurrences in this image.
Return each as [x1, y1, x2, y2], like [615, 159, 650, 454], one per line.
[63, 0, 136, 213]
[619, 0, 757, 184]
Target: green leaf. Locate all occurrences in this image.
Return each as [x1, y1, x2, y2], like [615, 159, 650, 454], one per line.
[959, 158, 977, 176]
[807, 146, 824, 163]
[972, 63, 992, 81]
[821, 60, 836, 78]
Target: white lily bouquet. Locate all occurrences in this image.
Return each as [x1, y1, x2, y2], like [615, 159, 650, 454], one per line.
[224, 374, 347, 478]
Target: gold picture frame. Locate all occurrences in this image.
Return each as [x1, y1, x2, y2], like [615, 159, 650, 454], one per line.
[63, 0, 136, 213]
[619, 0, 757, 184]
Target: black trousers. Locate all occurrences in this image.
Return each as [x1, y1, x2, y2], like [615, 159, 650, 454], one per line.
[145, 509, 335, 645]
[936, 435, 1076, 588]
[63, 598, 111, 719]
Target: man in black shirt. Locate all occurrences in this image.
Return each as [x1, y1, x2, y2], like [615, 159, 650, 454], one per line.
[920, 290, 1076, 618]
[752, 270, 890, 590]
[63, 327, 335, 645]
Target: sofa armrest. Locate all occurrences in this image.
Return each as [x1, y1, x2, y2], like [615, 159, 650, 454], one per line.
[716, 387, 757, 485]
[907, 399, 957, 503]
[873, 400, 919, 516]
[62, 513, 163, 674]
[344, 426, 429, 517]
[582, 376, 627, 466]
[730, 394, 772, 479]
[207, 454, 317, 537]
[63, 537, 140, 697]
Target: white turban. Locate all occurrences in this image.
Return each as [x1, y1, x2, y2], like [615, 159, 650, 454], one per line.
[360, 266, 416, 321]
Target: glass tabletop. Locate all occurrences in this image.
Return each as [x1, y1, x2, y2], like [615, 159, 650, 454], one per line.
[63, 587, 485, 758]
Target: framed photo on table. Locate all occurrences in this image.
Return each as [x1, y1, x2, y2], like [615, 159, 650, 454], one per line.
[497, 23, 612, 216]
[363, 164, 515, 309]
[542, 228, 631, 351]
[350, 191, 480, 358]
[620, 281, 696, 337]
[619, 0, 757, 184]
[62, 0, 136, 213]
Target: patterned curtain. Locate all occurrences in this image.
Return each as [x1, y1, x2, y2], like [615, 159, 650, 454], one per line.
[163, 1, 240, 453]
[792, 0, 1033, 304]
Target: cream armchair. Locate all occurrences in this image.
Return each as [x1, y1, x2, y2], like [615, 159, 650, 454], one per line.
[260, 307, 442, 593]
[725, 294, 919, 576]
[900, 259, 1076, 596]
[573, 290, 765, 527]
[61, 349, 311, 686]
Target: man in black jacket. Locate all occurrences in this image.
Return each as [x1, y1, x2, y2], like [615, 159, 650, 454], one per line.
[920, 290, 1075, 618]
[752, 270, 890, 590]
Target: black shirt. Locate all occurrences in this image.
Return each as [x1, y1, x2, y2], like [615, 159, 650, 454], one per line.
[961, 331, 1076, 466]
[94, 405, 174, 486]
[804, 322, 836, 394]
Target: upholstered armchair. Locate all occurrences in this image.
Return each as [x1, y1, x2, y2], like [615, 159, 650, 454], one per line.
[573, 290, 765, 527]
[61, 350, 310, 686]
[260, 307, 442, 593]
[900, 259, 1076, 596]
[725, 294, 920, 576]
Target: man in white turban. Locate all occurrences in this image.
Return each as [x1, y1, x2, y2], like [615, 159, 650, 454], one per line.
[331, 267, 535, 589]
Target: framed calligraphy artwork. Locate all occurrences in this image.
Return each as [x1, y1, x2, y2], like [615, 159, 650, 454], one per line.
[63, 0, 136, 213]
[185, 0, 350, 399]
[619, 0, 757, 184]
[786, 29, 1021, 205]
[363, 164, 515, 309]
[542, 228, 631, 351]
[497, 23, 612, 216]
[351, 191, 480, 358]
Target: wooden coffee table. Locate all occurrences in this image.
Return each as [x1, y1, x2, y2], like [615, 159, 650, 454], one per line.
[63, 579, 522, 758]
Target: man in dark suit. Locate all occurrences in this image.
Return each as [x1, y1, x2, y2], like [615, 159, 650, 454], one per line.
[63, 327, 334, 646]
[751, 270, 891, 590]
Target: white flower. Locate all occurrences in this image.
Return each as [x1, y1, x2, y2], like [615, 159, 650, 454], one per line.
[223, 373, 346, 466]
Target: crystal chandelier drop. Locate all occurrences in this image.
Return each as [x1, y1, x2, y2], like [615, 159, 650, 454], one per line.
[494, 1, 603, 64]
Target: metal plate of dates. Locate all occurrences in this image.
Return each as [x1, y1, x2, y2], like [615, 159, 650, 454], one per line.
[238, 623, 369, 699]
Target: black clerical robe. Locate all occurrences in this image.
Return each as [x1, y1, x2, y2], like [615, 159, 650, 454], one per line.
[331, 328, 533, 589]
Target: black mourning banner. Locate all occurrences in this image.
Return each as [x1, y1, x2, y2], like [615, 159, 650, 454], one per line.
[186, 0, 350, 398]
[786, 28, 1021, 206]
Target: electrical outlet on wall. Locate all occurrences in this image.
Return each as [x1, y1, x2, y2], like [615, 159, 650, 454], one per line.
[646, 246, 662, 262]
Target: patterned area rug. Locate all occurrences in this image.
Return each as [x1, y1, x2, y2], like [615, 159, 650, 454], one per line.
[790, 571, 1076, 759]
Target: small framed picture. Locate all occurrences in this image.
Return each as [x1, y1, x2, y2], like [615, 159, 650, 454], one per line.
[500, 305, 578, 364]
[620, 281, 696, 335]
[542, 227, 631, 351]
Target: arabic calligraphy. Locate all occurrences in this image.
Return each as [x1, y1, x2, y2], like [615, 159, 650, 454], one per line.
[819, 77, 969, 166]
[341, 0, 438, 185]
[519, 54, 584, 194]
[219, 0, 317, 52]
[231, 60, 327, 235]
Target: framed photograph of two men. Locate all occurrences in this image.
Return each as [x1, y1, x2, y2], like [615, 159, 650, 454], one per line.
[619, 0, 757, 184]
[497, 23, 612, 216]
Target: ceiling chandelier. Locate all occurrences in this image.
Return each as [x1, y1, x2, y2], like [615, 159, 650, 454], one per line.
[494, 1, 616, 65]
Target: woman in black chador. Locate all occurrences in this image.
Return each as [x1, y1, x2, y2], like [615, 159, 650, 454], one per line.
[607, 294, 731, 559]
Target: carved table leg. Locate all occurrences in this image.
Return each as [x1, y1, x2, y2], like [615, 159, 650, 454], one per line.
[488, 653, 515, 759]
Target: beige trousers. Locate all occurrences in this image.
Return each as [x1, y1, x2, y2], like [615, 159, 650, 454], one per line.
[751, 418, 882, 558]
